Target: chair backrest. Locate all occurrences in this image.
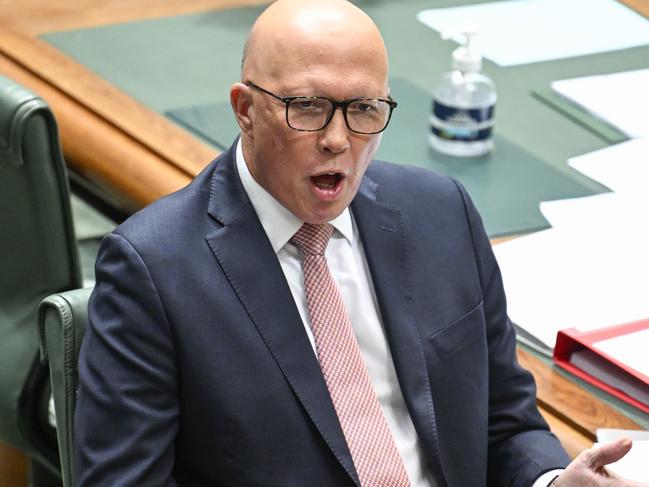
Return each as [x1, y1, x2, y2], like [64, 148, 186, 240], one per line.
[0, 75, 81, 468]
[39, 287, 92, 487]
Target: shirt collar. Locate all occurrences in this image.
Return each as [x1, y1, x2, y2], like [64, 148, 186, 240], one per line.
[235, 139, 354, 254]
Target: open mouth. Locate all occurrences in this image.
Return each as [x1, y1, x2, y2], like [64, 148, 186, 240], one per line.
[311, 172, 344, 190]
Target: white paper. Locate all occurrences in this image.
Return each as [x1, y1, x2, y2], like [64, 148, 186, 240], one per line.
[593, 328, 649, 378]
[494, 223, 649, 349]
[540, 192, 649, 229]
[593, 441, 649, 482]
[499, 135, 649, 349]
[417, 0, 649, 67]
[553, 69, 649, 138]
[567, 137, 649, 193]
[597, 428, 649, 442]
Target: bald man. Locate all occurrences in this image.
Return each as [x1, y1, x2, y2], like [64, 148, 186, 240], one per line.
[76, 1, 646, 486]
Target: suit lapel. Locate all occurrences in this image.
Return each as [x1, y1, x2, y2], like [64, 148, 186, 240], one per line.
[204, 146, 360, 485]
[351, 173, 448, 487]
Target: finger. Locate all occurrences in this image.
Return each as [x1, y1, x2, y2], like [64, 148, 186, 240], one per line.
[584, 438, 632, 469]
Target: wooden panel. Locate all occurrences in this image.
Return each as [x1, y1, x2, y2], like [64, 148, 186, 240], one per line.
[621, 0, 649, 17]
[0, 0, 270, 35]
[0, 1, 251, 209]
[517, 348, 640, 440]
[0, 441, 27, 487]
[0, 52, 194, 210]
[0, 31, 222, 209]
[0, 32, 216, 178]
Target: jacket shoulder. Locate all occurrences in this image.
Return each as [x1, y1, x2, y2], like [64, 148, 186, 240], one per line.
[112, 156, 220, 249]
[365, 160, 467, 210]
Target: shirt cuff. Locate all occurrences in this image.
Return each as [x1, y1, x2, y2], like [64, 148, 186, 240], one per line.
[533, 469, 564, 487]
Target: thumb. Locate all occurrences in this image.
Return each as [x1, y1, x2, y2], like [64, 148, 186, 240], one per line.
[585, 437, 633, 469]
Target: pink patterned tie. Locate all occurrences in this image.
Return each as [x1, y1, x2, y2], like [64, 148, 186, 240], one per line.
[292, 223, 411, 487]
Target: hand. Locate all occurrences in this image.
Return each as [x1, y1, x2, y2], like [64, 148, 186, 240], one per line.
[554, 438, 648, 486]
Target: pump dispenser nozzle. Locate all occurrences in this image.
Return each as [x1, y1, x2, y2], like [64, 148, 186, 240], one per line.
[442, 26, 482, 73]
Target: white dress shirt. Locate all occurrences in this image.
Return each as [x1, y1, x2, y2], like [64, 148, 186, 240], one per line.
[235, 140, 561, 487]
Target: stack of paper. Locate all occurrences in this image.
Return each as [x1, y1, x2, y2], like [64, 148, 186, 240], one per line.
[552, 69, 649, 139]
[495, 219, 649, 353]
[566, 137, 649, 193]
[493, 138, 649, 355]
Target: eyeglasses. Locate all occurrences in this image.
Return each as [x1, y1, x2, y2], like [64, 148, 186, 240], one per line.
[245, 81, 397, 135]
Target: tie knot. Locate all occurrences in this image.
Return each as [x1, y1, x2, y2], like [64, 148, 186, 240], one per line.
[292, 223, 333, 255]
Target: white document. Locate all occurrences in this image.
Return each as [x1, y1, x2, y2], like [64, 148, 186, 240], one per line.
[567, 137, 649, 193]
[493, 223, 649, 349]
[417, 0, 649, 67]
[500, 136, 649, 350]
[552, 69, 649, 138]
[540, 192, 649, 230]
[597, 428, 649, 442]
[593, 328, 649, 378]
[593, 441, 649, 482]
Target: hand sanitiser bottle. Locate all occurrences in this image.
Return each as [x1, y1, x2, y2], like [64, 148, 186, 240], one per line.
[429, 28, 496, 157]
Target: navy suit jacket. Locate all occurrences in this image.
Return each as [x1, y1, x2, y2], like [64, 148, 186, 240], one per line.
[76, 141, 569, 486]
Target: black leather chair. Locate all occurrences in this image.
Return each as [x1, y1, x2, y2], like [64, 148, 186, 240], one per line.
[39, 288, 91, 487]
[0, 74, 82, 481]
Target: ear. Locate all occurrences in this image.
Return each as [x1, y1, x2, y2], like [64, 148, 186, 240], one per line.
[230, 82, 254, 137]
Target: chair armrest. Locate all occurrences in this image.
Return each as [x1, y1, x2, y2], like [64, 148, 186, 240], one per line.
[38, 287, 92, 487]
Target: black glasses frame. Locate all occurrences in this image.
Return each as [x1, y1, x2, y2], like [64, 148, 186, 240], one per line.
[245, 81, 397, 134]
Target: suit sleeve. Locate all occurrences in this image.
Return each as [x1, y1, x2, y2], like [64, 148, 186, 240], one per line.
[454, 181, 571, 486]
[75, 233, 179, 486]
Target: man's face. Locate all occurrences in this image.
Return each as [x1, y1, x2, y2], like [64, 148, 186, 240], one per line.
[242, 42, 388, 224]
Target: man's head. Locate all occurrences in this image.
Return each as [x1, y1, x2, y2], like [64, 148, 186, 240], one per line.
[230, 0, 391, 224]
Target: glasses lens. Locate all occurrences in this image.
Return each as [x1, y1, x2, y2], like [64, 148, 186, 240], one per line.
[287, 97, 332, 131]
[286, 97, 393, 133]
[346, 99, 391, 134]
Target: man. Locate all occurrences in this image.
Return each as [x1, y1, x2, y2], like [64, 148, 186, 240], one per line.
[76, 1, 645, 486]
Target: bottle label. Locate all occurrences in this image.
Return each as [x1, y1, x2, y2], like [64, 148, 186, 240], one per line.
[430, 100, 495, 142]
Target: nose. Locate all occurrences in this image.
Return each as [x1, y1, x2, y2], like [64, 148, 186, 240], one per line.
[317, 108, 350, 154]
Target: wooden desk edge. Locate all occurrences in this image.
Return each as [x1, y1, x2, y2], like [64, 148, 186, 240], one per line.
[517, 348, 641, 441]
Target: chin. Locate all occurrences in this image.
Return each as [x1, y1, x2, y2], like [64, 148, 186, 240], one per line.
[302, 215, 333, 225]
[313, 208, 346, 224]
[297, 208, 336, 224]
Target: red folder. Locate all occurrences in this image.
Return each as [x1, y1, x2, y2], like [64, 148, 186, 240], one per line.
[553, 319, 649, 414]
